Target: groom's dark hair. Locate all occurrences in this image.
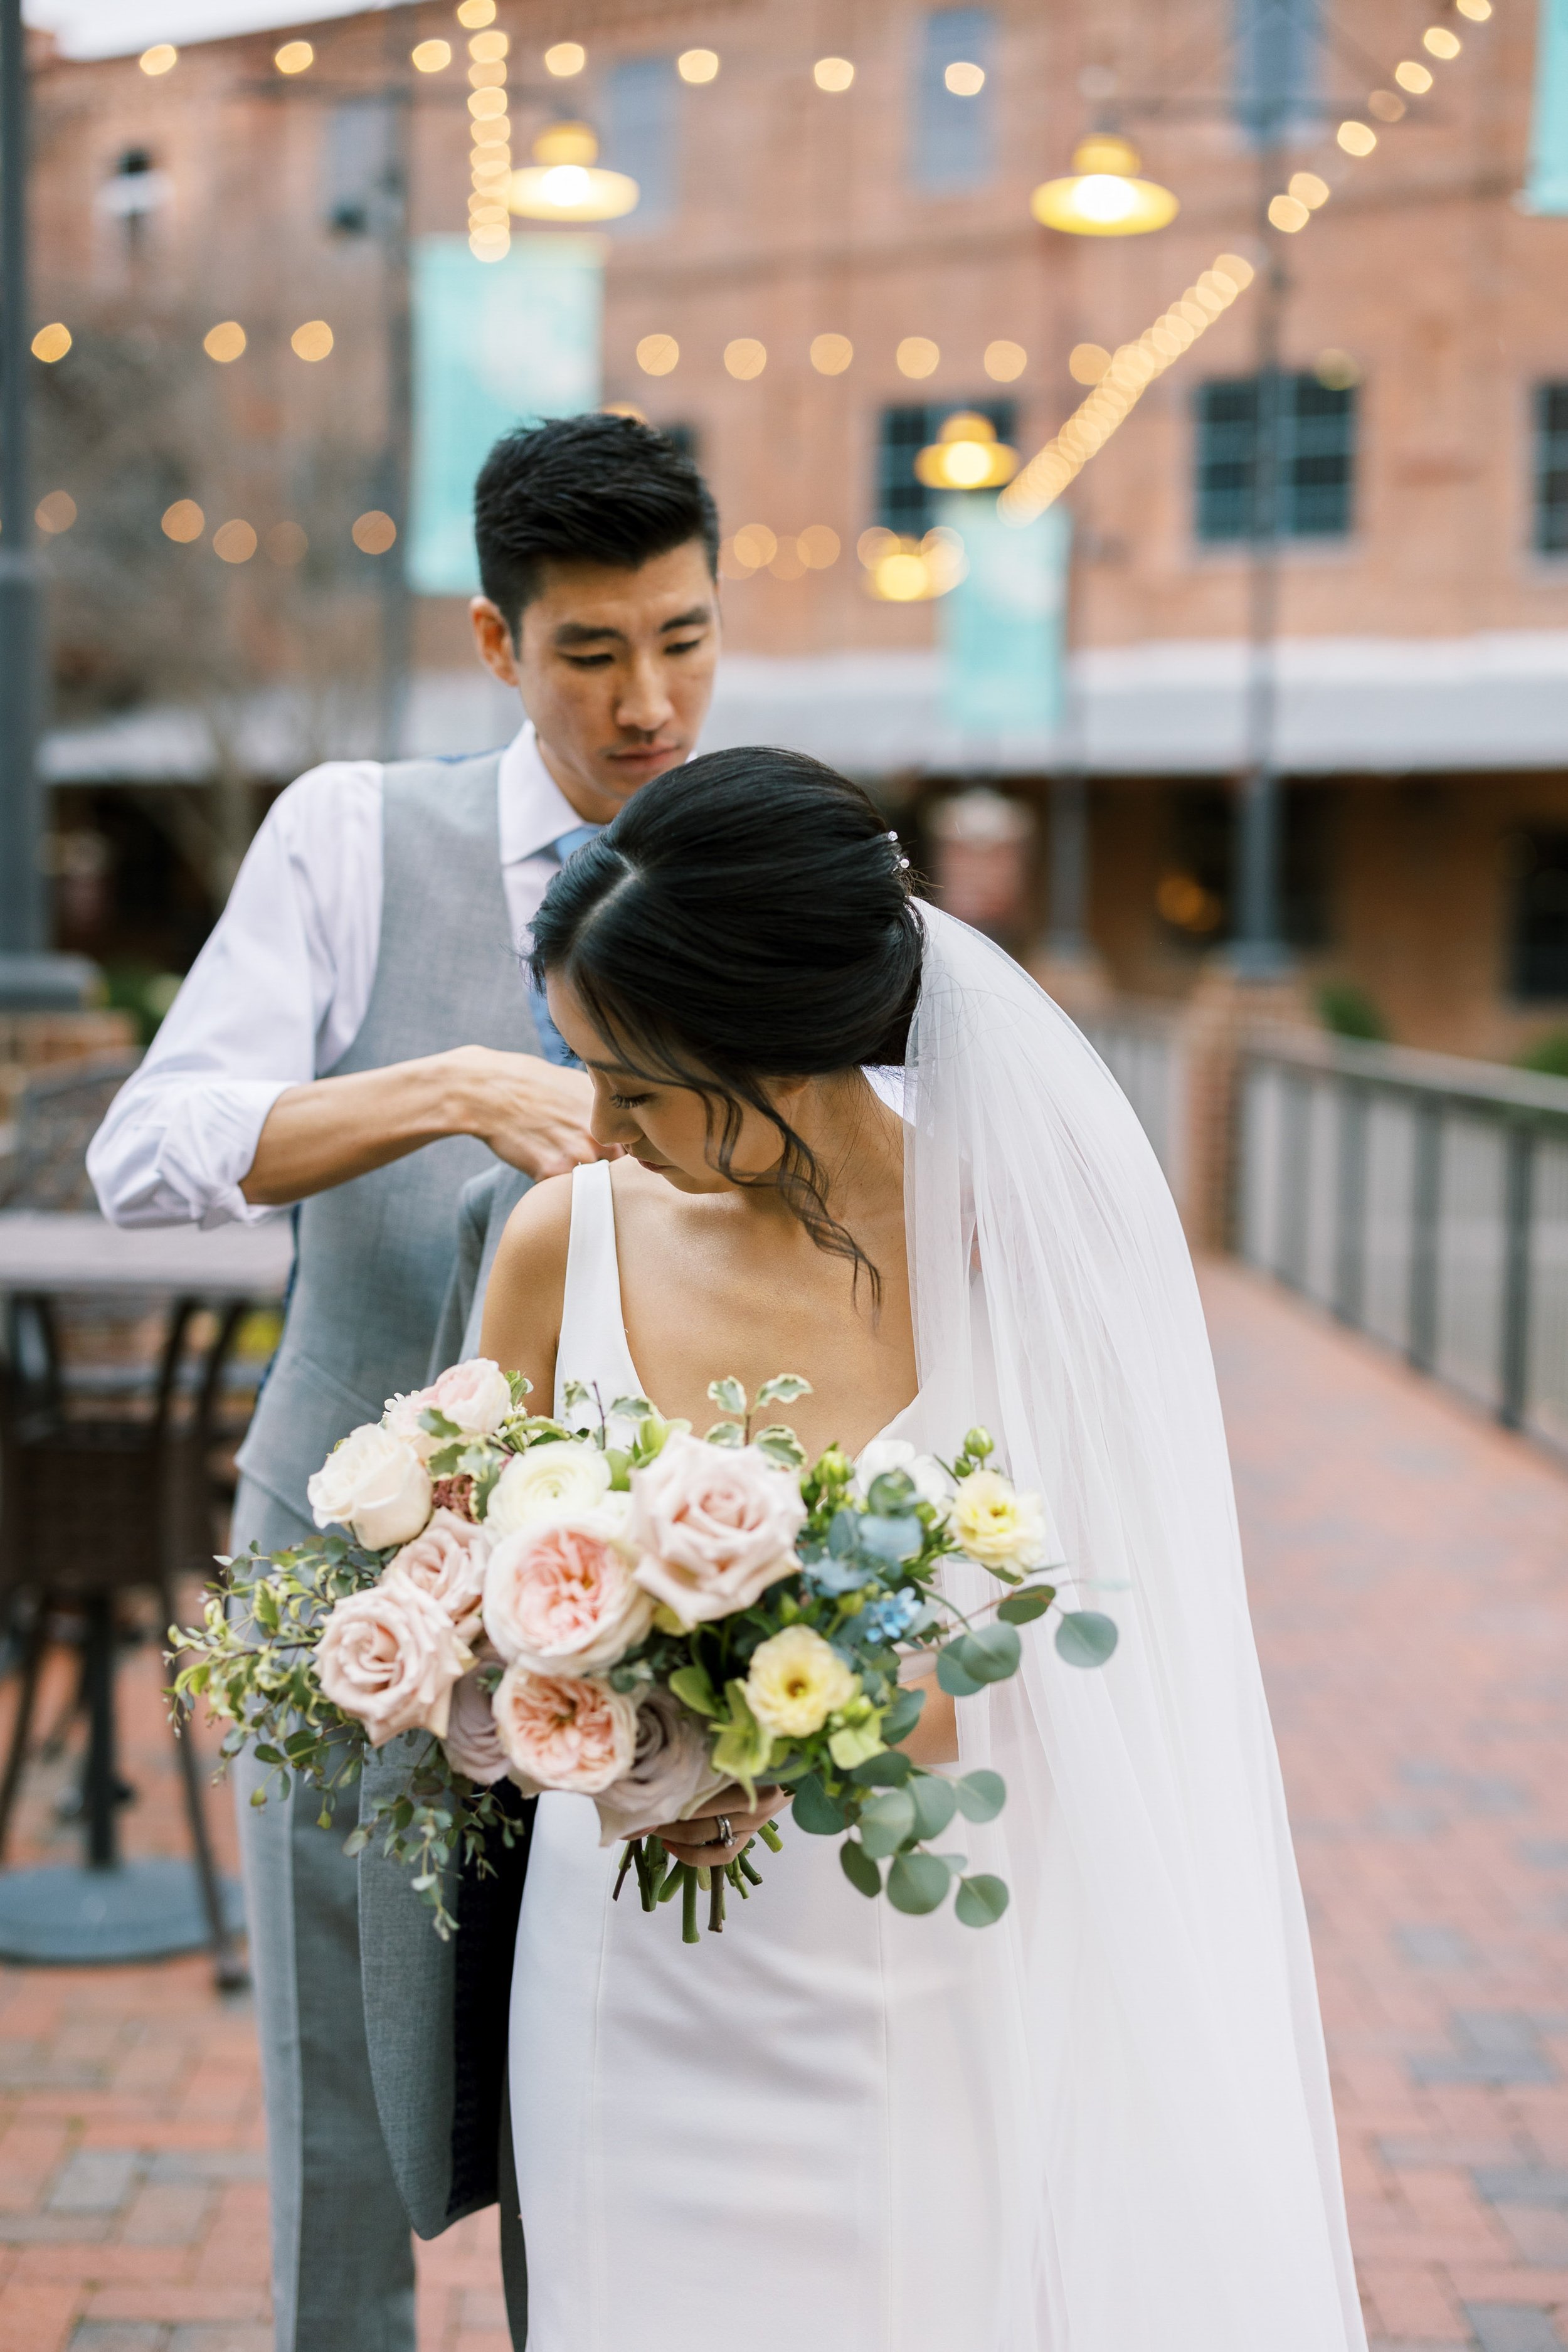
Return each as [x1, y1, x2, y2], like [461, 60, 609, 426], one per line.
[474, 413, 720, 637]
[529, 748, 924, 1301]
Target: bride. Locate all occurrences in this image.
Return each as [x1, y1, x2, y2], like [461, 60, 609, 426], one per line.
[479, 748, 1365, 2352]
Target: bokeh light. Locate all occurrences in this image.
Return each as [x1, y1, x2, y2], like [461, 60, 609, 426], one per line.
[352, 511, 398, 554]
[470, 31, 508, 63]
[1290, 171, 1330, 208]
[411, 40, 451, 72]
[139, 43, 176, 75]
[1268, 193, 1309, 232]
[734, 524, 779, 568]
[545, 42, 586, 76]
[1315, 348, 1361, 389]
[291, 320, 335, 362]
[813, 57, 855, 92]
[161, 501, 204, 544]
[30, 322, 71, 363]
[724, 338, 768, 380]
[984, 340, 1027, 381]
[203, 320, 246, 363]
[35, 492, 77, 535]
[944, 61, 985, 95]
[896, 336, 940, 378]
[1423, 25, 1462, 58]
[770, 538, 808, 581]
[1337, 120, 1377, 156]
[275, 41, 313, 73]
[810, 333, 854, 374]
[637, 334, 679, 376]
[1069, 342, 1110, 384]
[1456, 0, 1492, 16]
[1395, 59, 1435, 92]
[1368, 90, 1406, 122]
[456, 0, 495, 23]
[798, 525, 841, 568]
[857, 527, 899, 566]
[678, 50, 719, 83]
[213, 520, 258, 564]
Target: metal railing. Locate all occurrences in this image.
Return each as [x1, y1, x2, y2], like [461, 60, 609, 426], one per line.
[1239, 1033, 1568, 1454]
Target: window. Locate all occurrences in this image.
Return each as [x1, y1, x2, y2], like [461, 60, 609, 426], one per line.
[1194, 373, 1355, 542]
[1534, 384, 1568, 553]
[913, 7, 995, 192]
[1232, 0, 1320, 141]
[877, 399, 1015, 536]
[1510, 831, 1568, 999]
[603, 56, 678, 230]
[1158, 783, 1334, 951]
[97, 149, 171, 254]
[324, 98, 396, 235]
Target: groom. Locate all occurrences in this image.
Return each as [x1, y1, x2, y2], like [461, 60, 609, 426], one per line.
[88, 413, 722, 2352]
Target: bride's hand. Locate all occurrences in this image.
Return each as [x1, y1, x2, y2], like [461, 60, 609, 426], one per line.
[652, 1786, 783, 1868]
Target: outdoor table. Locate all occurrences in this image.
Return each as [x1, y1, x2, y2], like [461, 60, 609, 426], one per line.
[0, 1212, 294, 1969]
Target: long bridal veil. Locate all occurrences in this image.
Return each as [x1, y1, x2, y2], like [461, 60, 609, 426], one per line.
[904, 905, 1365, 2352]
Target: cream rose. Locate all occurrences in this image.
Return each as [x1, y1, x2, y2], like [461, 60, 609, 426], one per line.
[442, 1667, 511, 1785]
[314, 1572, 471, 1745]
[948, 1469, 1051, 1571]
[629, 1432, 805, 1628]
[483, 1505, 652, 1673]
[387, 1509, 490, 1641]
[485, 1439, 611, 1537]
[491, 1664, 638, 1794]
[744, 1624, 859, 1739]
[592, 1687, 729, 1846]
[307, 1422, 433, 1550]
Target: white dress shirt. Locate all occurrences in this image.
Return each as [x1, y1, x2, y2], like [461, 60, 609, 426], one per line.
[88, 723, 582, 1231]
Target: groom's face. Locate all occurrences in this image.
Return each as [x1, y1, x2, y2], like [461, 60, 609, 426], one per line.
[470, 539, 718, 824]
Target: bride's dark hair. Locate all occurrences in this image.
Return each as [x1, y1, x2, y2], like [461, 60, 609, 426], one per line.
[529, 746, 923, 1294]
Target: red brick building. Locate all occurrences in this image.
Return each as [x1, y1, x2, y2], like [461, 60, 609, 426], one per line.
[24, 0, 1568, 1059]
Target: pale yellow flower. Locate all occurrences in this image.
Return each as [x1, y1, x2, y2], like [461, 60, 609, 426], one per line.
[744, 1625, 859, 1739]
[948, 1470, 1051, 1571]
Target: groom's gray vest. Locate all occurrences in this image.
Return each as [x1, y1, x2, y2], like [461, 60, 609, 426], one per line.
[238, 751, 538, 1518]
[235, 752, 538, 2257]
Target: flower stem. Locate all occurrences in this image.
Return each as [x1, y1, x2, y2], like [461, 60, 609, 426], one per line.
[613, 1843, 636, 1904]
[736, 1846, 763, 1887]
[758, 1819, 783, 1853]
[681, 1865, 699, 1944]
[708, 1867, 726, 1933]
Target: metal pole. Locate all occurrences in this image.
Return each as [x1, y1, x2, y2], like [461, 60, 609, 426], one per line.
[1233, 130, 1290, 975]
[1047, 506, 1089, 959]
[0, 0, 41, 958]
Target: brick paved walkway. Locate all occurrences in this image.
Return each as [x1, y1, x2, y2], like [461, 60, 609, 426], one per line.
[0, 1261, 1560, 2351]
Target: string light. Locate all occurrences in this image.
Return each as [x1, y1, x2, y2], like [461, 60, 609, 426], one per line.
[896, 336, 940, 378]
[290, 320, 334, 361]
[678, 49, 719, 83]
[860, 527, 968, 602]
[30, 322, 71, 362]
[465, 14, 511, 257]
[203, 320, 246, 363]
[813, 57, 855, 92]
[139, 43, 176, 75]
[545, 42, 586, 75]
[637, 334, 679, 375]
[984, 339, 1027, 381]
[411, 40, 451, 72]
[35, 492, 77, 535]
[161, 501, 204, 544]
[945, 61, 985, 95]
[810, 333, 854, 374]
[721, 524, 843, 580]
[1423, 24, 1462, 58]
[213, 519, 258, 564]
[1395, 59, 1434, 92]
[509, 124, 638, 221]
[352, 511, 398, 554]
[724, 337, 768, 379]
[1000, 254, 1254, 524]
[1262, 9, 1483, 232]
[914, 411, 1019, 490]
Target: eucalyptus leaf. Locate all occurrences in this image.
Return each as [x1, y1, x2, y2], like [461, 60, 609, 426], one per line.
[908, 1773, 959, 1841]
[705, 1420, 746, 1449]
[864, 1469, 918, 1515]
[846, 1750, 913, 1787]
[887, 1851, 952, 1915]
[756, 1374, 812, 1406]
[707, 1376, 747, 1414]
[955, 1873, 1010, 1928]
[827, 1508, 860, 1559]
[997, 1586, 1055, 1624]
[839, 1838, 882, 1898]
[954, 1768, 1006, 1823]
[879, 1685, 926, 1746]
[959, 1620, 1022, 1683]
[1054, 1610, 1120, 1669]
[857, 1513, 924, 1565]
[936, 1644, 983, 1699]
[857, 1786, 918, 1859]
[792, 1774, 847, 1836]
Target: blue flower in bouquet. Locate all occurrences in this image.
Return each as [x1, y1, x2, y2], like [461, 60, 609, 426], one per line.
[856, 1588, 926, 1645]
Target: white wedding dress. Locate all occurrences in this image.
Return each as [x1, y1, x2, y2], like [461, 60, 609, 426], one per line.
[508, 1158, 1005, 2352]
[508, 909, 1367, 2352]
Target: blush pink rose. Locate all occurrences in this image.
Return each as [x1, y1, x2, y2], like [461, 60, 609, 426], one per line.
[491, 1665, 638, 1794]
[384, 1357, 512, 1459]
[386, 1508, 490, 1641]
[315, 1572, 472, 1747]
[629, 1432, 806, 1628]
[442, 1667, 511, 1785]
[483, 1510, 654, 1673]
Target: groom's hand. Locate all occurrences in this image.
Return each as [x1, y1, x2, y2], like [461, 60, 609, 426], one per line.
[448, 1046, 605, 1180]
[241, 1046, 607, 1205]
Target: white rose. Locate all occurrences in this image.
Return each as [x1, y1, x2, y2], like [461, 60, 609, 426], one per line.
[307, 1422, 433, 1550]
[854, 1438, 953, 1519]
[485, 1439, 611, 1537]
[947, 1470, 1051, 1572]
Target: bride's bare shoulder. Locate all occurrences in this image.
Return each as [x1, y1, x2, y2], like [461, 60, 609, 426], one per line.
[479, 1170, 575, 1377]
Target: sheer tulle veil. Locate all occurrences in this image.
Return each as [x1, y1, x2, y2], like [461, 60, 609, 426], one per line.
[904, 905, 1365, 2351]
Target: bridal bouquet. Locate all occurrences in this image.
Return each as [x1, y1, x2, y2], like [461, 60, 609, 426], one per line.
[171, 1359, 1116, 1941]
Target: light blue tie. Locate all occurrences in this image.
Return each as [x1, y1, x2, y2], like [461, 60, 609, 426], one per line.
[528, 822, 603, 1067]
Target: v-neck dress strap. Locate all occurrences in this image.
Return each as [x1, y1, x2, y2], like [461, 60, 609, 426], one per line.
[555, 1160, 643, 1426]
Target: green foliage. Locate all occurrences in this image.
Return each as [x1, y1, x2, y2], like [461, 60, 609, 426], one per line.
[1316, 980, 1387, 1042]
[953, 1769, 1006, 1824]
[955, 1873, 1010, 1928]
[1517, 1029, 1568, 1080]
[840, 1838, 882, 1897]
[887, 1852, 953, 1914]
[1054, 1610, 1120, 1668]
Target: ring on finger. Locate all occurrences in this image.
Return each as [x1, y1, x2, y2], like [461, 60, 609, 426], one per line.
[712, 1814, 734, 1847]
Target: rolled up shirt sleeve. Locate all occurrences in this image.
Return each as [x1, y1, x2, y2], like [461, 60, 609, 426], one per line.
[87, 761, 383, 1228]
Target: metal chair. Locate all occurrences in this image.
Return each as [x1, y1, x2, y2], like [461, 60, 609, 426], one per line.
[0, 1054, 142, 1211]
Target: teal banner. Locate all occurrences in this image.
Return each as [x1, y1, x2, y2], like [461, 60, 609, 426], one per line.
[1528, 0, 1568, 212]
[938, 497, 1071, 739]
[408, 234, 604, 596]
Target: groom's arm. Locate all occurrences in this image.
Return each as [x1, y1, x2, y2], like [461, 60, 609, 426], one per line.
[240, 1047, 597, 1204]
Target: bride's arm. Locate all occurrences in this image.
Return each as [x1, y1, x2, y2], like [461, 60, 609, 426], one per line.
[477, 1172, 575, 1404]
